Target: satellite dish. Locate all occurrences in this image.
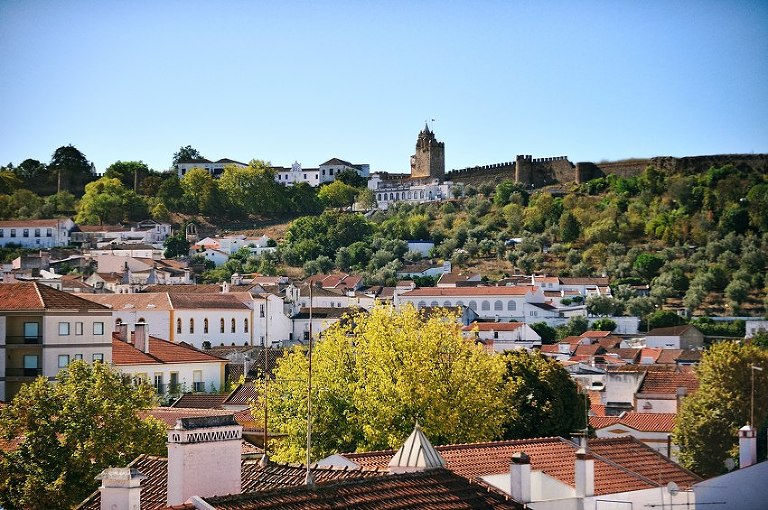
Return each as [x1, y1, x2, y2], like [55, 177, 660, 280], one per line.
[667, 481, 679, 496]
[724, 458, 736, 471]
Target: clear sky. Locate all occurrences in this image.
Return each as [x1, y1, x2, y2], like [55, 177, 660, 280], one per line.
[1, 1, 766, 175]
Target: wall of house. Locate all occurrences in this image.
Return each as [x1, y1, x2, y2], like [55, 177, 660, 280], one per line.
[636, 396, 678, 414]
[604, 371, 645, 410]
[116, 361, 225, 394]
[694, 461, 768, 509]
[42, 312, 114, 374]
[172, 309, 253, 349]
[110, 310, 171, 341]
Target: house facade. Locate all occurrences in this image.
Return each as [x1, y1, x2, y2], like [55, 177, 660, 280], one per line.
[0, 282, 113, 401]
[462, 321, 542, 352]
[175, 158, 248, 178]
[0, 218, 76, 249]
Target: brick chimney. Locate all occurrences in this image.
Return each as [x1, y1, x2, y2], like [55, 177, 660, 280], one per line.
[134, 322, 148, 354]
[166, 415, 242, 506]
[509, 452, 531, 504]
[96, 467, 145, 510]
[739, 424, 757, 468]
[574, 447, 594, 498]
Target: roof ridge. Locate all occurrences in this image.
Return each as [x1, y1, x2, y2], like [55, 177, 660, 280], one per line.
[32, 281, 45, 307]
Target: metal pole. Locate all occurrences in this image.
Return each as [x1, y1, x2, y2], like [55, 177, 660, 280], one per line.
[306, 283, 314, 486]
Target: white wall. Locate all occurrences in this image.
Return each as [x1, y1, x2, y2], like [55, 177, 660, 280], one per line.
[116, 360, 225, 394]
[172, 309, 253, 349]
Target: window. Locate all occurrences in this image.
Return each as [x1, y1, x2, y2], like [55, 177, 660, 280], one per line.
[231, 318, 236, 333]
[260, 304, 265, 318]
[443, 300, 451, 307]
[10, 228, 16, 237]
[92, 353, 104, 362]
[494, 300, 503, 311]
[23, 322, 39, 340]
[93, 322, 104, 335]
[154, 373, 164, 392]
[75, 322, 83, 335]
[74, 354, 83, 361]
[456, 300, 465, 307]
[59, 322, 70, 335]
[507, 301, 516, 311]
[23, 355, 39, 374]
[493, 332, 499, 339]
[430, 301, 439, 307]
[58, 355, 70, 368]
[176, 319, 182, 334]
[46, 228, 52, 237]
[116, 318, 123, 327]
[170, 372, 179, 390]
[204, 318, 209, 334]
[468, 300, 478, 311]
[189, 318, 194, 334]
[244, 318, 249, 333]
[34, 228, 40, 237]
[23, 228, 29, 237]
[481, 301, 491, 311]
[0, 229, 3, 238]
[417, 301, 427, 308]
[193, 370, 204, 392]
[220, 318, 225, 333]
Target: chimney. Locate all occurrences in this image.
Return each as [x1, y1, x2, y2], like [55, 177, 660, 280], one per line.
[134, 322, 148, 354]
[167, 415, 242, 506]
[510, 452, 531, 504]
[574, 447, 594, 498]
[96, 467, 145, 510]
[739, 424, 757, 468]
[117, 323, 129, 343]
[222, 281, 230, 293]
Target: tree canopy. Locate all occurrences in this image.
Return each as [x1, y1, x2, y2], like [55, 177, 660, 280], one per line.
[673, 341, 768, 477]
[48, 145, 94, 196]
[172, 145, 204, 165]
[257, 305, 508, 463]
[0, 361, 167, 509]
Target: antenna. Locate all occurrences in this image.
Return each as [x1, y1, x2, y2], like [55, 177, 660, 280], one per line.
[305, 282, 314, 486]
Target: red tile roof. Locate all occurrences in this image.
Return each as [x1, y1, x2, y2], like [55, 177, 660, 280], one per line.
[636, 370, 699, 397]
[339, 436, 699, 496]
[168, 293, 251, 310]
[224, 382, 259, 407]
[461, 322, 526, 332]
[402, 287, 534, 297]
[181, 468, 521, 509]
[112, 335, 227, 365]
[171, 393, 228, 409]
[0, 282, 110, 311]
[647, 325, 696, 336]
[617, 412, 677, 432]
[590, 416, 621, 429]
[580, 330, 612, 338]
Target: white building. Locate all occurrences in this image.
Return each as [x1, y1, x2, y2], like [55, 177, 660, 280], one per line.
[0, 218, 76, 248]
[368, 174, 454, 210]
[462, 321, 542, 352]
[175, 158, 248, 178]
[274, 158, 369, 187]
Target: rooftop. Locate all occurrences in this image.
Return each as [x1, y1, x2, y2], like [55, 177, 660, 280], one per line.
[0, 282, 110, 311]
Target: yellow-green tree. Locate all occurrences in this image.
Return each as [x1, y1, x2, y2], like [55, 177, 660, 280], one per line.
[258, 304, 507, 463]
[0, 361, 167, 510]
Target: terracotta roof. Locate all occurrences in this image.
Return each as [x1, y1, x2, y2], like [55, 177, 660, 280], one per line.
[402, 287, 534, 297]
[580, 330, 612, 338]
[606, 348, 641, 362]
[597, 336, 622, 349]
[559, 277, 610, 286]
[647, 325, 696, 336]
[462, 322, 526, 332]
[0, 282, 110, 311]
[617, 412, 677, 432]
[636, 369, 699, 397]
[178, 468, 521, 509]
[0, 218, 69, 228]
[338, 436, 698, 496]
[589, 416, 621, 429]
[224, 382, 260, 407]
[171, 393, 228, 409]
[437, 272, 481, 285]
[80, 292, 173, 310]
[655, 349, 684, 364]
[573, 344, 606, 357]
[78, 456, 387, 510]
[112, 335, 227, 365]
[639, 348, 663, 363]
[168, 293, 251, 310]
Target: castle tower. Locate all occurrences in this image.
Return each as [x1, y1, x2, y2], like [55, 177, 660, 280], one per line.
[410, 123, 445, 181]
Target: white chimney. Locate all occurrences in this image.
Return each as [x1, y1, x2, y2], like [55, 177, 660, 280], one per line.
[510, 452, 531, 504]
[117, 323, 129, 343]
[739, 424, 757, 468]
[134, 322, 148, 354]
[96, 467, 145, 510]
[166, 415, 242, 506]
[574, 447, 594, 498]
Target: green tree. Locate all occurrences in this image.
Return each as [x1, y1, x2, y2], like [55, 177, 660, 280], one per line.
[356, 187, 377, 210]
[218, 161, 288, 215]
[557, 316, 589, 339]
[172, 145, 203, 166]
[335, 168, 367, 188]
[164, 228, 191, 258]
[104, 160, 151, 192]
[13, 159, 47, 189]
[180, 167, 219, 214]
[0, 361, 167, 509]
[156, 175, 185, 211]
[591, 318, 617, 331]
[48, 145, 95, 196]
[501, 350, 587, 439]
[674, 342, 768, 477]
[633, 253, 665, 282]
[647, 309, 685, 330]
[586, 296, 624, 317]
[258, 305, 507, 463]
[558, 211, 581, 242]
[75, 177, 148, 225]
[530, 321, 557, 344]
[746, 183, 768, 231]
[318, 180, 359, 209]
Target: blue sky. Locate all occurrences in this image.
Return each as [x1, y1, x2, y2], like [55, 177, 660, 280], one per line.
[1, 1, 766, 175]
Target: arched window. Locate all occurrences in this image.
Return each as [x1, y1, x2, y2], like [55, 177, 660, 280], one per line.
[115, 318, 123, 327]
[176, 318, 181, 334]
[231, 318, 236, 333]
[138, 317, 145, 323]
[220, 318, 225, 333]
[494, 300, 503, 311]
[204, 318, 209, 334]
[507, 301, 516, 311]
[244, 318, 249, 333]
[481, 300, 491, 311]
[189, 318, 194, 334]
[468, 300, 478, 311]
[417, 301, 427, 308]
[456, 300, 465, 307]
[443, 300, 451, 307]
[430, 300, 439, 307]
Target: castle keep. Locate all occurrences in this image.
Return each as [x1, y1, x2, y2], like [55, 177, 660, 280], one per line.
[410, 123, 445, 180]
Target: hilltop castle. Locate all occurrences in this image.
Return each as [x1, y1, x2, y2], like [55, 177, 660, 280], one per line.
[410, 123, 445, 180]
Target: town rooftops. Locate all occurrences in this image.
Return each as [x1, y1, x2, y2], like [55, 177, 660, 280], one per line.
[647, 325, 697, 336]
[80, 292, 173, 310]
[167, 293, 252, 310]
[111, 333, 227, 366]
[0, 218, 71, 228]
[636, 369, 699, 397]
[0, 282, 111, 311]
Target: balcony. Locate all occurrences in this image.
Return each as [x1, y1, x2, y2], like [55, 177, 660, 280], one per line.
[5, 367, 43, 378]
[4, 335, 43, 345]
